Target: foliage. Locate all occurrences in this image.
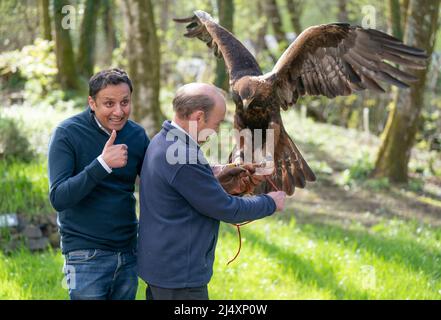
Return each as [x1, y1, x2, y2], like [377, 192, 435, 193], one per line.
[0, 0, 39, 52]
[0, 39, 84, 108]
[0, 117, 34, 162]
[0, 159, 52, 215]
[418, 95, 441, 152]
[1, 104, 79, 156]
[340, 152, 374, 183]
[0, 39, 55, 101]
[408, 177, 425, 193]
[336, 152, 392, 190]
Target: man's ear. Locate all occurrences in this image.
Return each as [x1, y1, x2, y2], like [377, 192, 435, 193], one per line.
[189, 110, 205, 123]
[196, 110, 206, 123]
[88, 96, 96, 111]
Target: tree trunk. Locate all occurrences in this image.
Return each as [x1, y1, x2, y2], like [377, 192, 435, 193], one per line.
[122, 0, 164, 135]
[286, 0, 303, 36]
[264, 0, 287, 46]
[338, 0, 349, 22]
[101, 0, 118, 67]
[255, 0, 278, 63]
[53, 0, 81, 92]
[77, 0, 101, 78]
[159, 0, 172, 31]
[401, 0, 410, 32]
[388, 0, 403, 39]
[38, 0, 52, 41]
[215, 0, 234, 92]
[373, 0, 440, 183]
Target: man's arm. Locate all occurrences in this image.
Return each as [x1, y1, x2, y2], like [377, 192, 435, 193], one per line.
[48, 127, 110, 212]
[171, 164, 278, 224]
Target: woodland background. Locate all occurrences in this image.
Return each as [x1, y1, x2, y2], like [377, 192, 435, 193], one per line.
[0, 0, 440, 299]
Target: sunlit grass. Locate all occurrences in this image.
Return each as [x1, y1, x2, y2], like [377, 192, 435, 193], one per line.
[0, 159, 52, 215]
[0, 247, 67, 299]
[210, 215, 441, 300]
[1, 215, 440, 300]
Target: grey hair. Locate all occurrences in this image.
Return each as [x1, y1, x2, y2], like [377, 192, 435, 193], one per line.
[172, 91, 216, 121]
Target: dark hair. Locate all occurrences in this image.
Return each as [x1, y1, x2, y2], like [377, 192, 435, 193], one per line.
[89, 68, 133, 99]
[172, 92, 215, 120]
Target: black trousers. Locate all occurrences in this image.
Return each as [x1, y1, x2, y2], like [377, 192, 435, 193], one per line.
[146, 283, 209, 300]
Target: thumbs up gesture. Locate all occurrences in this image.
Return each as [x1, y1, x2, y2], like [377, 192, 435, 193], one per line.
[101, 130, 128, 169]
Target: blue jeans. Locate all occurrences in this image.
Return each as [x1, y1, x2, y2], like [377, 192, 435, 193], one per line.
[63, 249, 138, 300]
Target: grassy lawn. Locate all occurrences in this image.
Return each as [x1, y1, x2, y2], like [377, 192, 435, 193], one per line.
[1, 105, 440, 300]
[1, 217, 440, 299]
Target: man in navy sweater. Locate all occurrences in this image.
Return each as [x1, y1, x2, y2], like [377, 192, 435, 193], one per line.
[137, 83, 286, 300]
[48, 69, 149, 300]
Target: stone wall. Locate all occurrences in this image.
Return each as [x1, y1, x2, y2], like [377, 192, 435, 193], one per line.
[0, 214, 60, 253]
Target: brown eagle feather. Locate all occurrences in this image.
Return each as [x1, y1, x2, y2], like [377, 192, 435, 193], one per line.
[174, 10, 428, 196]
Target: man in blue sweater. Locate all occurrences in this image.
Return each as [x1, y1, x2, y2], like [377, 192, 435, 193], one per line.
[48, 69, 149, 300]
[137, 83, 286, 300]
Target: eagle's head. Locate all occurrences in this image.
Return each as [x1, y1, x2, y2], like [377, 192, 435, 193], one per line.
[236, 76, 271, 111]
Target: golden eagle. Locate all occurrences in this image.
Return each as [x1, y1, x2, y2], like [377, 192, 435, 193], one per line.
[174, 10, 427, 195]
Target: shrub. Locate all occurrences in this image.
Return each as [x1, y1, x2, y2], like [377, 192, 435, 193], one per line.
[0, 159, 51, 215]
[337, 152, 390, 190]
[0, 38, 85, 108]
[0, 116, 34, 162]
[339, 152, 374, 185]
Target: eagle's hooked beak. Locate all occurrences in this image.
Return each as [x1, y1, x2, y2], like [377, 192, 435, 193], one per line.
[242, 98, 252, 111]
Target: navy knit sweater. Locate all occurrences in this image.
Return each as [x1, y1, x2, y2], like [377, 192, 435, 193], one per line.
[48, 107, 149, 254]
[137, 121, 276, 288]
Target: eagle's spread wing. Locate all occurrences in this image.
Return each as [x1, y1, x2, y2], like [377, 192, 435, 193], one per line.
[268, 23, 428, 107]
[174, 10, 262, 81]
[174, 14, 427, 196]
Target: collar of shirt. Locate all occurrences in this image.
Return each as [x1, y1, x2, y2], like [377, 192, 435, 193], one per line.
[93, 114, 111, 136]
[170, 120, 199, 146]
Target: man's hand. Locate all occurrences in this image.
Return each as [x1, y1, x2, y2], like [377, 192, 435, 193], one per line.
[216, 164, 265, 195]
[101, 130, 128, 169]
[267, 191, 286, 211]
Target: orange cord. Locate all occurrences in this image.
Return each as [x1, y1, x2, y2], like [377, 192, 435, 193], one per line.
[227, 176, 279, 266]
[227, 221, 253, 266]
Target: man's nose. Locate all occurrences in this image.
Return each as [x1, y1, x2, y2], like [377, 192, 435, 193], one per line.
[113, 105, 124, 116]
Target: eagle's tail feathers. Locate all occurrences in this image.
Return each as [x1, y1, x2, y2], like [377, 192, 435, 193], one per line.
[270, 129, 316, 196]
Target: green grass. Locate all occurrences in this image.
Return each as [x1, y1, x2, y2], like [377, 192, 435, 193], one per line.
[0, 247, 66, 299]
[1, 216, 440, 300]
[0, 159, 52, 215]
[210, 217, 441, 300]
[0, 104, 79, 216]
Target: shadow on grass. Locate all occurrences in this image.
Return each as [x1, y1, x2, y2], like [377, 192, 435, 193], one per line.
[300, 142, 350, 172]
[419, 189, 441, 204]
[289, 174, 441, 228]
[291, 220, 441, 281]
[387, 187, 441, 218]
[296, 142, 441, 222]
[222, 226, 371, 299]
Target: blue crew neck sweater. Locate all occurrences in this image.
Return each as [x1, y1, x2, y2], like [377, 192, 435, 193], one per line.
[48, 107, 149, 254]
[137, 120, 276, 288]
